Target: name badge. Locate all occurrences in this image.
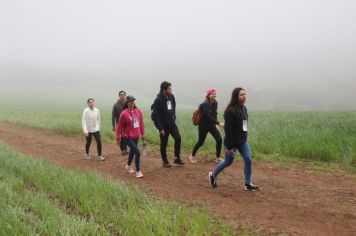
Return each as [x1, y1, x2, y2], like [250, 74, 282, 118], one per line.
[243, 120, 248, 131]
[133, 119, 139, 128]
[167, 101, 172, 110]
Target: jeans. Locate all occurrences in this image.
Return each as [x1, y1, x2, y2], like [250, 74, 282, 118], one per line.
[192, 125, 222, 157]
[213, 141, 252, 185]
[85, 131, 102, 156]
[126, 138, 141, 171]
[160, 124, 181, 163]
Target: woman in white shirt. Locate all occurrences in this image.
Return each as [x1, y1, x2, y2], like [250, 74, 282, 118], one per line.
[82, 98, 105, 161]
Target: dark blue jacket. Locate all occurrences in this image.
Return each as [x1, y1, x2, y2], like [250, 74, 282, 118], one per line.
[199, 100, 219, 128]
[152, 92, 177, 130]
[224, 105, 248, 149]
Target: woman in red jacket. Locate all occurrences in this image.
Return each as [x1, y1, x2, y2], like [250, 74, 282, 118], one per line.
[116, 95, 145, 178]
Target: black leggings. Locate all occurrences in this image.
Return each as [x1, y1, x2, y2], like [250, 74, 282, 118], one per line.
[85, 131, 102, 156]
[192, 125, 222, 157]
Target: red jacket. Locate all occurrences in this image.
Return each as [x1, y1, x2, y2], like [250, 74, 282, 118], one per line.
[116, 108, 144, 141]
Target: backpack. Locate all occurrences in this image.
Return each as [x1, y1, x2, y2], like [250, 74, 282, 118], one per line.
[192, 107, 203, 126]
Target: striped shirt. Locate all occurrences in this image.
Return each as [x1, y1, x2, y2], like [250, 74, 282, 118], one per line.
[82, 107, 100, 134]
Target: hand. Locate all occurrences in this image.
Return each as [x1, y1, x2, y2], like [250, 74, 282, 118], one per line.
[159, 130, 165, 137]
[112, 127, 116, 131]
[116, 139, 120, 146]
[226, 149, 233, 157]
[141, 136, 145, 142]
[219, 122, 224, 128]
[84, 133, 89, 137]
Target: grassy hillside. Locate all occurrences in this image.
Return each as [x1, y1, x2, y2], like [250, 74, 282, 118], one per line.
[0, 143, 244, 235]
[0, 103, 355, 169]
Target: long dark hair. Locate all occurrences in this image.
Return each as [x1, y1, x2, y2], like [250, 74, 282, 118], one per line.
[224, 87, 245, 121]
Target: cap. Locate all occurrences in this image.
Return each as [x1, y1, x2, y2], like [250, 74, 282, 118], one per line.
[126, 95, 136, 102]
[207, 89, 216, 96]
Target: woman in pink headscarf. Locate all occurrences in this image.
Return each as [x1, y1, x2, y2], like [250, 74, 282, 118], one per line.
[189, 89, 224, 163]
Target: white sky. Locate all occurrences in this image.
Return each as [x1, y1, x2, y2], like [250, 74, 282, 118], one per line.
[1, 0, 355, 89]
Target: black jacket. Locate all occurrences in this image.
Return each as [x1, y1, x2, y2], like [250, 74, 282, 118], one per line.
[152, 92, 177, 130]
[112, 101, 125, 127]
[199, 100, 219, 127]
[224, 105, 248, 149]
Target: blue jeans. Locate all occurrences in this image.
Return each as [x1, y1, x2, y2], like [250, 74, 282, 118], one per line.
[126, 138, 141, 171]
[213, 141, 252, 185]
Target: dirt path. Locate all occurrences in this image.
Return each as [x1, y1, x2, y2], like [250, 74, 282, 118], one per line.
[1, 122, 355, 235]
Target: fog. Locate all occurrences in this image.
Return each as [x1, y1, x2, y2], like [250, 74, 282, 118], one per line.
[1, 1, 355, 110]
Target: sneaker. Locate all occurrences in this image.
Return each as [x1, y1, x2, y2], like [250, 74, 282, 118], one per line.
[244, 183, 260, 191]
[215, 157, 223, 163]
[174, 158, 186, 166]
[125, 165, 135, 174]
[189, 155, 197, 164]
[209, 172, 217, 187]
[97, 156, 105, 161]
[85, 154, 90, 160]
[162, 162, 172, 168]
[136, 171, 144, 178]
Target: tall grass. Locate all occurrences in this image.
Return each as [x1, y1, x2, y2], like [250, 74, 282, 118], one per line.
[0, 143, 243, 235]
[0, 101, 355, 168]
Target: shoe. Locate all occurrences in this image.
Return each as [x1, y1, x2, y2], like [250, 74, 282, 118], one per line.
[136, 171, 144, 178]
[125, 165, 135, 174]
[209, 172, 217, 188]
[189, 155, 197, 164]
[215, 157, 223, 163]
[97, 156, 105, 161]
[162, 162, 172, 168]
[85, 154, 90, 160]
[174, 158, 185, 166]
[245, 183, 260, 191]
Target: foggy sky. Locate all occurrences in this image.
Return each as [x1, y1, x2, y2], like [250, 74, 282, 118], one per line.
[1, 1, 356, 109]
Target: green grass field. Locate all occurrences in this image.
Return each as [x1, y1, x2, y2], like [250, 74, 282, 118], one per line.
[0, 143, 247, 235]
[0, 103, 355, 169]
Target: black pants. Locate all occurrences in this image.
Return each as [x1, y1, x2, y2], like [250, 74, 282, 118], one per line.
[192, 125, 222, 158]
[85, 131, 102, 156]
[160, 124, 181, 163]
[119, 135, 128, 151]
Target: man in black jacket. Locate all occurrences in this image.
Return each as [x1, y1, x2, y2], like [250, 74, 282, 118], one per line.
[151, 81, 185, 167]
[112, 90, 128, 155]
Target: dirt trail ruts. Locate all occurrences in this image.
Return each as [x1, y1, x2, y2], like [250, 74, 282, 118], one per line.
[1, 122, 355, 235]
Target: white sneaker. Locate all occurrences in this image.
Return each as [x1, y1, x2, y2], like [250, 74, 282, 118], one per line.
[189, 155, 197, 163]
[125, 165, 135, 174]
[136, 171, 144, 178]
[85, 154, 90, 160]
[97, 156, 105, 161]
[215, 157, 223, 163]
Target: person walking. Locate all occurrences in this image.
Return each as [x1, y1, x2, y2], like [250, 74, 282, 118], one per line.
[151, 81, 185, 168]
[209, 88, 259, 191]
[116, 95, 145, 178]
[189, 89, 224, 163]
[82, 98, 105, 161]
[112, 90, 128, 155]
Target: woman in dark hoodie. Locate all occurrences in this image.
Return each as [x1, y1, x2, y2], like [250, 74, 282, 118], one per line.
[209, 87, 259, 191]
[189, 89, 224, 163]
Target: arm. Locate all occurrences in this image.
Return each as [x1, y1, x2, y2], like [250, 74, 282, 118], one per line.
[96, 108, 101, 131]
[116, 112, 124, 142]
[224, 111, 234, 150]
[82, 109, 88, 135]
[152, 98, 164, 131]
[112, 104, 117, 130]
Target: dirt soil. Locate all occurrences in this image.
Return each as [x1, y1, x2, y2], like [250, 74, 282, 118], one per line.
[1, 122, 355, 235]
